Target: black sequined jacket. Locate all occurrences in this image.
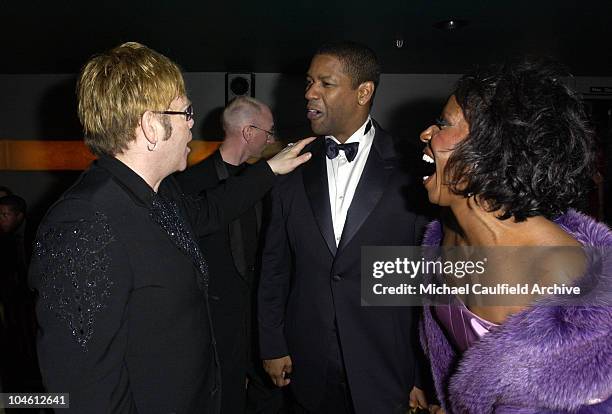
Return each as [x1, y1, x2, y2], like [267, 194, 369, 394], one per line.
[29, 156, 276, 414]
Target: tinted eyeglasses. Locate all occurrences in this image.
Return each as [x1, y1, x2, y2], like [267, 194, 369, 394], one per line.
[154, 104, 194, 122]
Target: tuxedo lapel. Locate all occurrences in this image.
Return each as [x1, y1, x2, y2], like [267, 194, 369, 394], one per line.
[303, 138, 337, 256]
[337, 126, 395, 253]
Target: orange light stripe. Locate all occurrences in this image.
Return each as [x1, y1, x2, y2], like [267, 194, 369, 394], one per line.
[0, 140, 222, 171]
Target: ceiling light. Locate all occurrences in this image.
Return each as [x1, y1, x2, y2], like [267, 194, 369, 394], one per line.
[433, 19, 468, 31]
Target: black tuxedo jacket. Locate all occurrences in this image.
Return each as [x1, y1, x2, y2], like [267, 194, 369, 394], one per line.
[258, 123, 429, 413]
[30, 156, 275, 414]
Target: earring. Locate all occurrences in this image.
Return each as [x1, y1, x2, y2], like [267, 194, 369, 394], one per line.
[147, 141, 157, 152]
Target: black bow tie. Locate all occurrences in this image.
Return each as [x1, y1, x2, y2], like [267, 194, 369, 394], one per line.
[324, 120, 372, 162]
[325, 139, 359, 162]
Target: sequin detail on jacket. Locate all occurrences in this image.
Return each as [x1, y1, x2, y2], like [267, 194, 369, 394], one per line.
[34, 212, 115, 351]
[149, 193, 210, 290]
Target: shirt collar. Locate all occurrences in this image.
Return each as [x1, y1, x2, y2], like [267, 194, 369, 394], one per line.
[327, 115, 374, 144]
[96, 155, 156, 208]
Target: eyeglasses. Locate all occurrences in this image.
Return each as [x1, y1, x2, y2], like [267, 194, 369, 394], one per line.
[153, 104, 194, 122]
[249, 125, 275, 140]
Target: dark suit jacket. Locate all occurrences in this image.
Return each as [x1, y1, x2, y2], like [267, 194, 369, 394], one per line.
[29, 156, 275, 414]
[177, 150, 262, 287]
[176, 151, 263, 412]
[258, 123, 428, 414]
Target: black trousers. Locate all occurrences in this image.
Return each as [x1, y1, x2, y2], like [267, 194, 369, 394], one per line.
[293, 328, 355, 414]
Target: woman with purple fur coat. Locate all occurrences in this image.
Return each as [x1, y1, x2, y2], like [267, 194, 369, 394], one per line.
[417, 59, 611, 414]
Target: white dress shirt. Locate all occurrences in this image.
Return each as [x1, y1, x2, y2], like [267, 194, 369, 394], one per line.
[326, 116, 375, 246]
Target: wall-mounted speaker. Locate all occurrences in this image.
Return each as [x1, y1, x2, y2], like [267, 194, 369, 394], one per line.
[226, 73, 255, 104]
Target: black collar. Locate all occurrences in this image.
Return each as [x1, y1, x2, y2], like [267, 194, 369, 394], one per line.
[96, 155, 156, 208]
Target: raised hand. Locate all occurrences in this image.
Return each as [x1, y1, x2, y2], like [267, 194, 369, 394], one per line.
[266, 137, 316, 175]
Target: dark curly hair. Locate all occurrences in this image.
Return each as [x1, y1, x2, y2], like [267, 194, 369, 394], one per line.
[445, 58, 595, 221]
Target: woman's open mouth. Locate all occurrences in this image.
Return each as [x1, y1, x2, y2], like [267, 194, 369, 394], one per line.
[422, 152, 436, 183]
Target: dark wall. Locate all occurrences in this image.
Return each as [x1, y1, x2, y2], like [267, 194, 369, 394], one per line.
[0, 72, 458, 141]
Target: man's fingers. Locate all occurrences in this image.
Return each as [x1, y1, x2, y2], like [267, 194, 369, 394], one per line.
[263, 356, 292, 387]
[280, 363, 292, 386]
[272, 373, 290, 387]
[416, 392, 428, 408]
[263, 355, 293, 387]
[273, 365, 291, 387]
[291, 152, 312, 167]
[267, 140, 313, 175]
[429, 405, 445, 414]
[288, 136, 316, 153]
[409, 386, 428, 409]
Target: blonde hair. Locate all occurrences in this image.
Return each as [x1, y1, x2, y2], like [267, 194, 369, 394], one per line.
[77, 42, 186, 156]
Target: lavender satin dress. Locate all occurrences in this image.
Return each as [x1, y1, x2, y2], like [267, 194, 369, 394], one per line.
[433, 300, 497, 352]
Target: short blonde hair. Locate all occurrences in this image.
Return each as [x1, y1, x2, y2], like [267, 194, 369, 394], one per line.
[77, 42, 186, 156]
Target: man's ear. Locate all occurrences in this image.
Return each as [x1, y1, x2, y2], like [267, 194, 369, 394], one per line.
[242, 125, 253, 143]
[140, 110, 160, 147]
[357, 81, 375, 106]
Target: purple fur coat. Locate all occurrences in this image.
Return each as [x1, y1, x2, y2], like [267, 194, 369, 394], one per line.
[420, 210, 612, 414]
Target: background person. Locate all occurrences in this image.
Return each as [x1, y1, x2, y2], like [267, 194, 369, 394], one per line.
[0, 194, 40, 397]
[0, 187, 12, 198]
